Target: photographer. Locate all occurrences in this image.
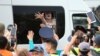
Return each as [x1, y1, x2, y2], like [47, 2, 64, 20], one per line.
[62, 26, 87, 56]
[87, 17, 100, 46]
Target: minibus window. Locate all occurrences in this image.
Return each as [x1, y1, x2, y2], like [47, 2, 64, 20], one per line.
[13, 6, 65, 44]
[72, 13, 100, 35]
[72, 14, 87, 28]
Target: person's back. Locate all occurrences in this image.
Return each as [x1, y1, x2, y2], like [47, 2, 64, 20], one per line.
[0, 36, 12, 56]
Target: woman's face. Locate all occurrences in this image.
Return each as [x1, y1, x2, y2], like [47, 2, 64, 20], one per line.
[45, 13, 52, 20]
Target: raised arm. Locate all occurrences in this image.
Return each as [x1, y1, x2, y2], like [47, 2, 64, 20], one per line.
[27, 30, 35, 50]
[87, 17, 91, 29]
[63, 35, 77, 55]
[63, 30, 83, 55]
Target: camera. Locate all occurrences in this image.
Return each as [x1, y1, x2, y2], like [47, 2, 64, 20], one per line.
[7, 24, 17, 47]
[87, 23, 99, 38]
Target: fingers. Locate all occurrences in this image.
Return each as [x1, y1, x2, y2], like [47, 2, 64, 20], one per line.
[37, 12, 40, 14]
[28, 30, 34, 36]
[35, 12, 44, 19]
[27, 30, 34, 40]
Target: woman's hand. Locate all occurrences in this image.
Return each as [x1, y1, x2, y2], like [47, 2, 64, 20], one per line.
[35, 12, 44, 19]
[27, 30, 34, 40]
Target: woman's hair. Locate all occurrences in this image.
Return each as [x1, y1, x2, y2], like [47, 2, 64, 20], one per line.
[17, 49, 29, 56]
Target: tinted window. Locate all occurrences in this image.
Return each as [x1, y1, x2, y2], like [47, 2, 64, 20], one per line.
[13, 6, 65, 44]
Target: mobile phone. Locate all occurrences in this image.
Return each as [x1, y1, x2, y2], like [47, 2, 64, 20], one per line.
[87, 11, 96, 23]
[11, 38, 16, 47]
[11, 27, 16, 36]
[11, 27, 16, 47]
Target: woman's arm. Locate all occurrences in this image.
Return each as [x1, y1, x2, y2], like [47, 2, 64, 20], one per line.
[27, 31, 35, 50]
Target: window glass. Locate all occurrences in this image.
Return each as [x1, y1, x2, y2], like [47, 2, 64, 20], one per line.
[72, 14, 87, 28]
[13, 6, 65, 44]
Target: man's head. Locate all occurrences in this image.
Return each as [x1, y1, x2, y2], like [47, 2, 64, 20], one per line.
[45, 39, 57, 53]
[74, 26, 87, 34]
[78, 42, 90, 55]
[30, 46, 44, 56]
[0, 22, 5, 36]
[0, 36, 8, 49]
[94, 35, 100, 47]
[68, 26, 87, 46]
[74, 26, 87, 45]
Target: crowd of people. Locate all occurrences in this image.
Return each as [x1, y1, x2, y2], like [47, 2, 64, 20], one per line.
[0, 12, 100, 56]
